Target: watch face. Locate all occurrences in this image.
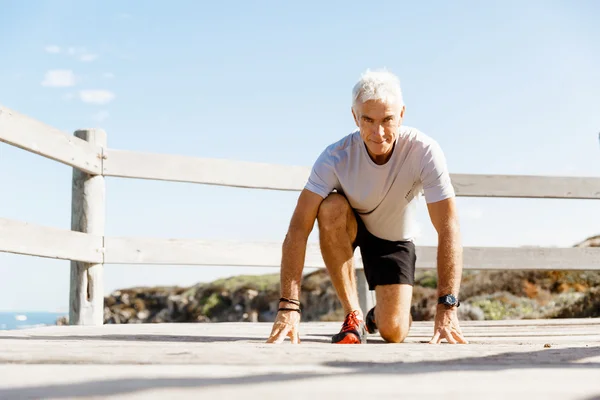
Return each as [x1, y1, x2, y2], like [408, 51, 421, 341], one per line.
[439, 294, 458, 306]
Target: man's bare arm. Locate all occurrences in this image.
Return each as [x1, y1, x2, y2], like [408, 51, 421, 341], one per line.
[426, 197, 463, 297]
[426, 197, 468, 344]
[266, 189, 324, 344]
[280, 189, 324, 300]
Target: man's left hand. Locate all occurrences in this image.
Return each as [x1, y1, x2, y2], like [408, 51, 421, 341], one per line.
[429, 304, 469, 344]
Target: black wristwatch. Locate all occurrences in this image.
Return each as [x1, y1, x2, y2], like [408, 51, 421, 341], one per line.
[438, 294, 460, 308]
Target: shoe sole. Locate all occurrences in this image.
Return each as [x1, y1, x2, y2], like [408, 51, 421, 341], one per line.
[332, 327, 367, 344]
[333, 334, 362, 344]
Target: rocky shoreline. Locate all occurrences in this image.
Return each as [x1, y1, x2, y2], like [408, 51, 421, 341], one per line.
[56, 234, 600, 326]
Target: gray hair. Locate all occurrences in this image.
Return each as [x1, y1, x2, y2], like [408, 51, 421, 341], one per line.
[352, 69, 404, 112]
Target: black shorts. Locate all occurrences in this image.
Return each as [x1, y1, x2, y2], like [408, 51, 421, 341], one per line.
[351, 209, 417, 291]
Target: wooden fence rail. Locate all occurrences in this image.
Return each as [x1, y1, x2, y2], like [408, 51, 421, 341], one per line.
[1, 103, 599, 325]
[0, 106, 103, 174]
[0, 217, 103, 263]
[103, 237, 600, 271]
[2, 217, 600, 270]
[102, 148, 600, 199]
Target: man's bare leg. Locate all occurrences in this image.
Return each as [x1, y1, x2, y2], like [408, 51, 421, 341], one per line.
[374, 284, 413, 343]
[317, 193, 362, 316]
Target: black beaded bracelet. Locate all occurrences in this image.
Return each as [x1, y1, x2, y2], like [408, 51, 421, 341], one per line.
[278, 307, 301, 314]
[279, 297, 301, 306]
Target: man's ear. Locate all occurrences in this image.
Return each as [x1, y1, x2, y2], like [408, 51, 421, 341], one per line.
[398, 105, 406, 127]
[351, 107, 359, 127]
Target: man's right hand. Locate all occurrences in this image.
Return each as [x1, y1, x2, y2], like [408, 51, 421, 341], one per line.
[266, 309, 301, 344]
[266, 189, 323, 344]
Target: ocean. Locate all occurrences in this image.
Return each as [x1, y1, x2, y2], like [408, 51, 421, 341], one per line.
[0, 311, 66, 330]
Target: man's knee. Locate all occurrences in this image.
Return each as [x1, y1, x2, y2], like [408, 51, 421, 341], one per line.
[378, 315, 411, 343]
[317, 193, 350, 232]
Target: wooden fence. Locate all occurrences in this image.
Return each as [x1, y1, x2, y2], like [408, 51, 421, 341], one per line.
[1, 104, 600, 325]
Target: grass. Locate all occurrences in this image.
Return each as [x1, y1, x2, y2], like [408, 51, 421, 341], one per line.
[208, 273, 280, 292]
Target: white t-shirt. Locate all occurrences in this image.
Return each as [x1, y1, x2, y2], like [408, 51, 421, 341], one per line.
[304, 126, 455, 242]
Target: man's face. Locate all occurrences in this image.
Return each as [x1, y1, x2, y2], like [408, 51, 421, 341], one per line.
[352, 99, 405, 164]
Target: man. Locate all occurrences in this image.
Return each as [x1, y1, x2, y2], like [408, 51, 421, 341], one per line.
[266, 69, 468, 345]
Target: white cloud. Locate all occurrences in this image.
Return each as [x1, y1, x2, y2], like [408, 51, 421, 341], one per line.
[79, 53, 98, 62]
[79, 90, 115, 105]
[65, 46, 98, 62]
[41, 70, 77, 87]
[43, 44, 98, 61]
[45, 45, 61, 54]
[103, 72, 115, 79]
[92, 110, 110, 122]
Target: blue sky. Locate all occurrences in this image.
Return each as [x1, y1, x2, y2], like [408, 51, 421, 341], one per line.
[1, 0, 599, 312]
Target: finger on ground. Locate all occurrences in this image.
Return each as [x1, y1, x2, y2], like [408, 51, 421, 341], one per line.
[444, 329, 458, 344]
[289, 328, 300, 344]
[266, 324, 289, 344]
[428, 330, 441, 345]
[452, 329, 469, 344]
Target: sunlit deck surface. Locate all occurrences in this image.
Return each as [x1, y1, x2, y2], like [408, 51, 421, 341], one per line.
[1, 319, 599, 399]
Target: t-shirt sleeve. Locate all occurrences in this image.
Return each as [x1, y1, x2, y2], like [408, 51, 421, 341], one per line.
[304, 148, 340, 198]
[419, 140, 455, 204]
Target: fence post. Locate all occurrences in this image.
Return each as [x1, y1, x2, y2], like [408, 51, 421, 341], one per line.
[69, 129, 106, 325]
[355, 257, 375, 313]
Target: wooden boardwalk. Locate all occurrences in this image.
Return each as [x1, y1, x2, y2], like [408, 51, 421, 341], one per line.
[2, 82, 600, 400]
[0, 319, 599, 399]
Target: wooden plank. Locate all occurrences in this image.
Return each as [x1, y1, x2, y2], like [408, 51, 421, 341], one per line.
[0, 105, 102, 174]
[104, 237, 600, 270]
[456, 318, 600, 327]
[69, 129, 106, 326]
[103, 149, 600, 199]
[102, 149, 311, 191]
[416, 246, 600, 270]
[415, 330, 600, 337]
[411, 328, 600, 335]
[356, 268, 375, 313]
[0, 218, 102, 263]
[104, 237, 326, 267]
[451, 173, 600, 200]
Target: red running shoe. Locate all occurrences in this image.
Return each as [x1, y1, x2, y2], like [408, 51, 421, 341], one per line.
[331, 310, 366, 344]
